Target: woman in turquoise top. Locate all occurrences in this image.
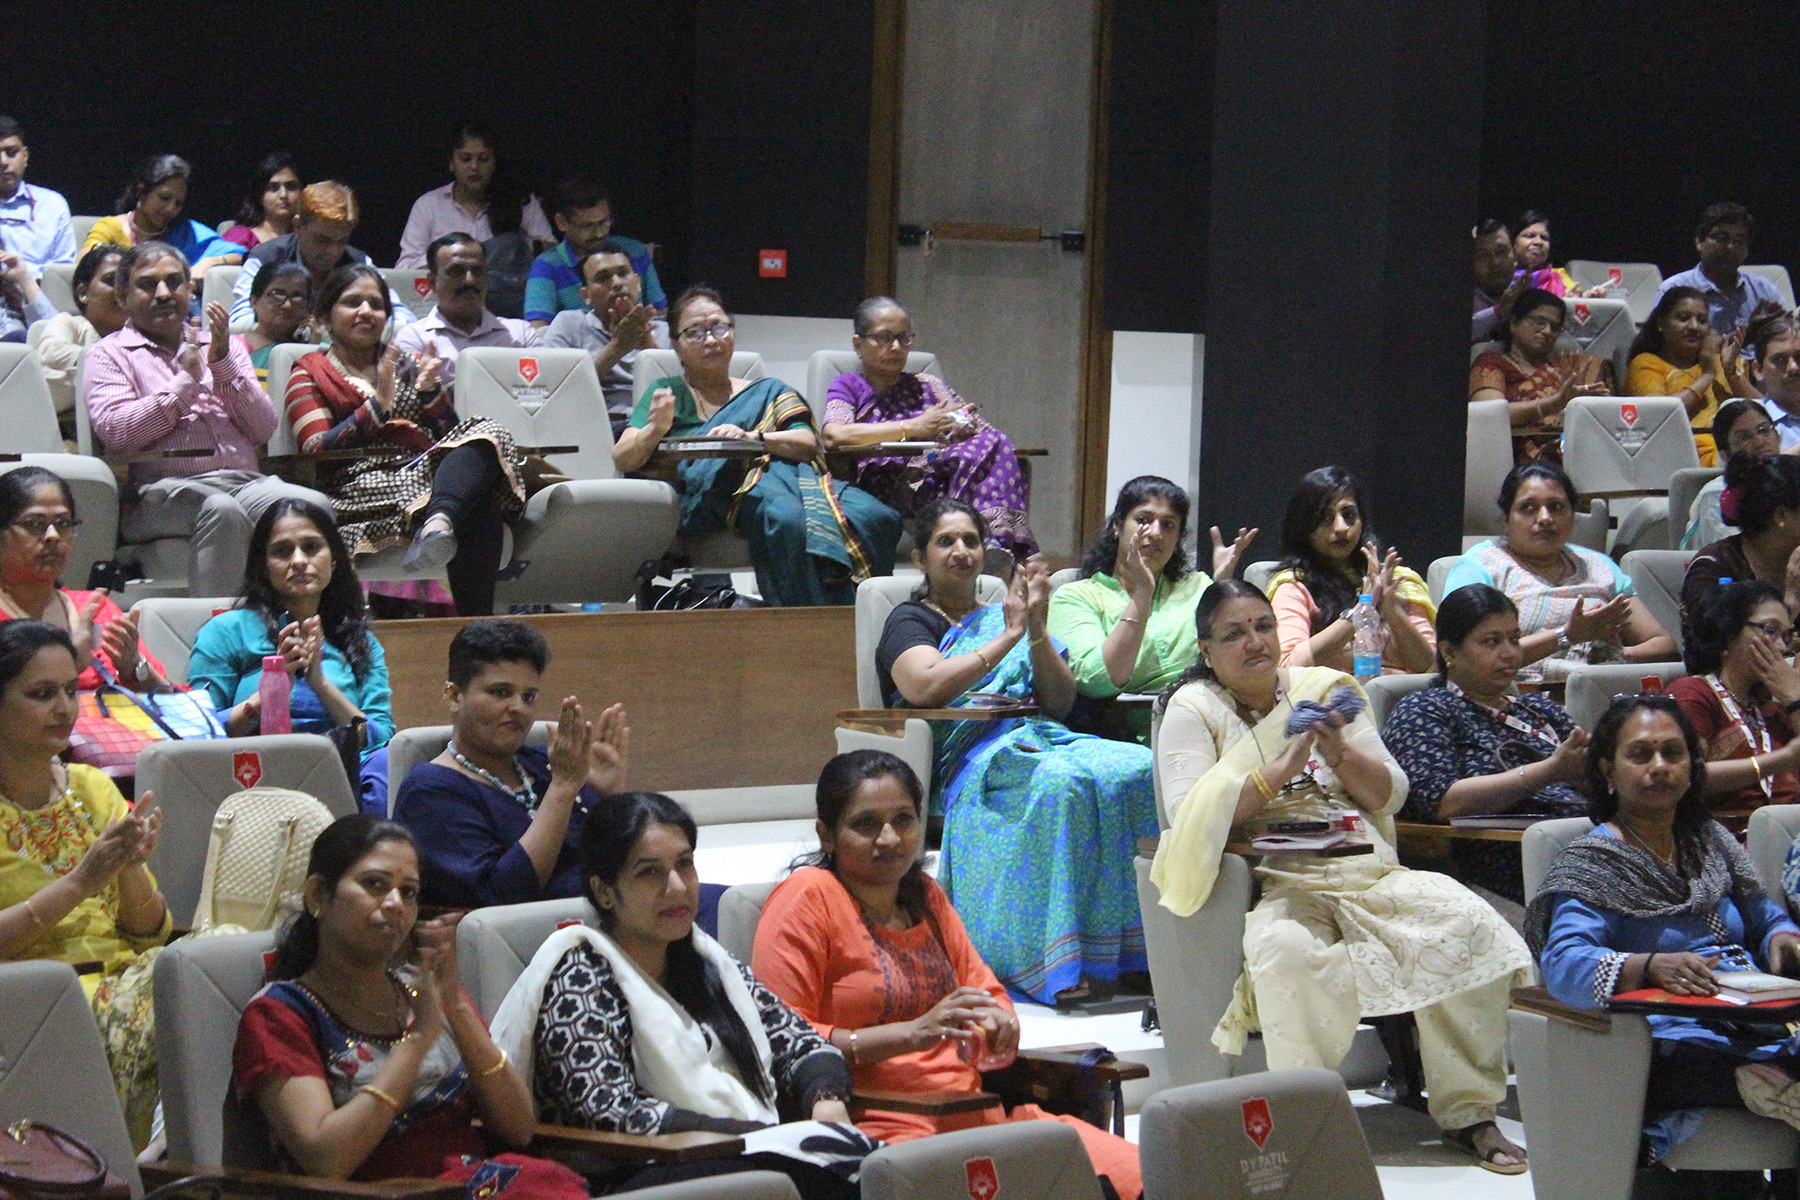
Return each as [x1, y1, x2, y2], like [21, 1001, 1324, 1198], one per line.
[612, 286, 901, 605]
[188, 499, 392, 752]
[1046, 475, 1255, 742]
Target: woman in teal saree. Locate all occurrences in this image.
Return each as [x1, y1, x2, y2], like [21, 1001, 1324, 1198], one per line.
[613, 286, 901, 605]
[874, 498, 1159, 1003]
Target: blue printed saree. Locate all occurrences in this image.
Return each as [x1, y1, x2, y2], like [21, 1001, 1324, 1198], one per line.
[929, 603, 1159, 1002]
[636, 376, 900, 606]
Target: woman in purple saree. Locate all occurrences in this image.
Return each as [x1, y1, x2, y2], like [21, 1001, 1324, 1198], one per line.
[821, 298, 1038, 560]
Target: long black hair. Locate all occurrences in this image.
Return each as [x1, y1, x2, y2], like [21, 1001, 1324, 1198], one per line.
[240, 499, 374, 680]
[1077, 474, 1192, 582]
[1629, 286, 1708, 361]
[578, 792, 774, 1106]
[1432, 583, 1517, 683]
[1683, 579, 1786, 678]
[1584, 694, 1710, 841]
[271, 815, 418, 980]
[1157, 578, 1270, 709]
[793, 749, 930, 918]
[235, 151, 299, 227]
[1275, 465, 1374, 630]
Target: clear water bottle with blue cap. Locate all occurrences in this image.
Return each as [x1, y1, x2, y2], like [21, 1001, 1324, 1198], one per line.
[1350, 593, 1382, 682]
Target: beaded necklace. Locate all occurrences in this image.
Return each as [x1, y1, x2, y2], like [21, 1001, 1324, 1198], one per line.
[449, 743, 539, 815]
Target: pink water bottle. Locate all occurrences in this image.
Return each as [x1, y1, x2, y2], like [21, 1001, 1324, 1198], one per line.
[258, 655, 292, 735]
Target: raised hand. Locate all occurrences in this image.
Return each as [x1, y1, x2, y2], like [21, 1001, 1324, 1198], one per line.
[176, 318, 204, 379]
[98, 608, 143, 685]
[71, 804, 162, 898]
[547, 696, 593, 788]
[1001, 569, 1029, 638]
[1565, 593, 1630, 646]
[70, 591, 105, 662]
[205, 301, 231, 362]
[1210, 525, 1257, 580]
[276, 620, 311, 680]
[1119, 531, 1157, 609]
[611, 298, 654, 353]
[647, 387, 677, 436]
[1745, 629, 1800, 708]
[412, 912, 464, 995]
[586, 702, 630, 795]
[1020, 554, 1052, 630]
[414, 351, 444, 395]
[1269, 729, 1316, 790]
[375, 345, 400, 416]
[1306, 709, 1351, 769]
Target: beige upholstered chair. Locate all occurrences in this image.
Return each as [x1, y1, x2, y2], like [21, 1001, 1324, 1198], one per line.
[1137, 1068, 1382, 1200]
[803, 349, 942, 427]
[859, 1120, 1102, 1200]
[129, 597, 236, 687]
[1618, 548, 1693, 654]
[1566, 260, 1665, 324]
[1562, 661, 1688, 732]
[1747, 804, 1800, 914]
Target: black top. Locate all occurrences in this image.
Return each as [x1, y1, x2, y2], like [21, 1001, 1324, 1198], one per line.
[875, 601, 952, 706]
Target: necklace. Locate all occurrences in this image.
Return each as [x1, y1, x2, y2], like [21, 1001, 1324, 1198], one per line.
[920, 596, 977, 625]
[449, 743, 539, 815]
[1617, 821, 1675, 867]
[301, 969, 409, 1037]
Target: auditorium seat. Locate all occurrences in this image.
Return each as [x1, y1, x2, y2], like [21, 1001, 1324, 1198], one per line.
[0, 345, 120, 584]
[1561, 296, 1636, 385]
[1562, 396, 1697, 558]
[1464, 398, 1513, 543]
[1562, 661, 1686, 733]
[37, 262, 78, 315]
[130, 596, 236, 687]
[860, 1123, 1103, 1200]
[70, 214, 101, 249]
[1566, 260, 1665, 325]
[1745, 264, 1797, 309]
[1668, 466, 1721, 549]
[803, 348, 943, 427]
[382, 266, 435, 320]
[200, 264, 240, 321]
[1617, 548, 1691, 653]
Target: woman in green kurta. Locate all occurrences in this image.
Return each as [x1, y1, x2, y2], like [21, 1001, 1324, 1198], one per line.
[613, 286, 901, 605]
[1047, 476, 1256, 742]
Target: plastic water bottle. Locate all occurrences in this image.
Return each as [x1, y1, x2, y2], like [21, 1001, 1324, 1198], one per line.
[1350, 594, 1382, 682]
[258, 655, 292, 735]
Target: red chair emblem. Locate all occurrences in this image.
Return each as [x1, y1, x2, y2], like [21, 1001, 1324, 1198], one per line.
[1608, 268, 1623, 285]
[965, 1157, 999, 1200]
[233, 751, 263, 790]
[519, 358, 540, 384]
[1574, 303, 1591, 324]
[413, 277, 433, 298]
[1242, 1096, 1274, 1149]
[1620, 403, 1638, 426]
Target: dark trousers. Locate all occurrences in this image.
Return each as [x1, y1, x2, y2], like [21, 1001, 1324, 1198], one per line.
[427, 442, 508, 615]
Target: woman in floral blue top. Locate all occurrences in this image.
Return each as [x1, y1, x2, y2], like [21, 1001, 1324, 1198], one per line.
[1384, 584, 1590, 904]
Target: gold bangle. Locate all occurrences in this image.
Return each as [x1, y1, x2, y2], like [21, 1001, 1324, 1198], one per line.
[359, 1084, 402, 1113]
[21, 894, 46, 933]
[472, 1047, 509, 1079]
[1754, 755, 1770, 794]
[1250, 769, 1276, 803]
[974, 646, 994, 670]
[848, 1029, 860, 1066]
[1117, 615, 1144, 626]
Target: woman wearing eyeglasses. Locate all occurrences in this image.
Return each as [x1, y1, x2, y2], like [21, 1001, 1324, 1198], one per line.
[1670, 580, 1800, 831]
[820, 297, 1038, 562]
[1469, 286, 1611, 465]
[0, 468, 167, 691]
[613, 286, 901, 606]
[1683, 400, 1780, 549]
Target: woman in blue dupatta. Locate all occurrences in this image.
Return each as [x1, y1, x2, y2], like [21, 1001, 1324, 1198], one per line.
[613, 286, 901, 605]
[874, 499, 1159, 1004]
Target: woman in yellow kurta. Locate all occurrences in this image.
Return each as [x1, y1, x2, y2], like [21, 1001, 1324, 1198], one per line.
[0, 620, 172, 1148]
[1150, 580, 1533, 1174]
[1627, 286, 1757, 467]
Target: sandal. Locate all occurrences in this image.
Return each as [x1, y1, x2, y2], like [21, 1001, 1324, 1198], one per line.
[1737, 1063, 1800, 1130]
[1442, 1122, 1528, 1175]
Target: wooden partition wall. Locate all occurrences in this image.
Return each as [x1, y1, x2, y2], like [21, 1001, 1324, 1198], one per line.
[373, 608, 859, 792]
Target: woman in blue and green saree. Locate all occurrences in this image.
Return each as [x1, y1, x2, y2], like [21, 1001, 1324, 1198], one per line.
[873, 498, 1159, 1004]
[613, 286, 901, 606]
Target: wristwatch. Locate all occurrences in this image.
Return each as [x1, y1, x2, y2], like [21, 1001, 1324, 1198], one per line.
[1555, 628, 1573, 655]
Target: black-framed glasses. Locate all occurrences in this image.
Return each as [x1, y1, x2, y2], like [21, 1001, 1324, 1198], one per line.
[862, 331, 916, 349]
[677, 321, 734, 345]
[11, 515, 80, 539]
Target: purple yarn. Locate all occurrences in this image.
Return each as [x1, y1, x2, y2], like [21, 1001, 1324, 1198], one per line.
[1284, 685, 1366, 736]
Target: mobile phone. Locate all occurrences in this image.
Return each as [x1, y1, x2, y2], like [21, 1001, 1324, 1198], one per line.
[88, 560, 130, 593]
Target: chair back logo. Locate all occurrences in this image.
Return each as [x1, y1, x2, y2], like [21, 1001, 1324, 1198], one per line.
[413, 277, 433, 299]
[1242, 1096, 1274, 1149]
[233, 751, 263, 790]
[1608, 267, 1623, 285]
[519, 358, 540, 384]
[965, 1157, 999, 1200]
[1574, 303, 1591, 325]
[1620, 403, 1638, 426]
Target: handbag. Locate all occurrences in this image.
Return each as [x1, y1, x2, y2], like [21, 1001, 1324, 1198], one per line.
[0, 1120, 130, 1200]
[633, 555, 744, 611]
[65, 661, 225, 778]
[190, 787, 336, 931]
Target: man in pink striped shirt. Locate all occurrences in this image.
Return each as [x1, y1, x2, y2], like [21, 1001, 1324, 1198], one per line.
[83, 241, 331, 596]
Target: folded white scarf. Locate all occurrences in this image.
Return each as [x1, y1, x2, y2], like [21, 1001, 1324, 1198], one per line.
[490, 922, 780, 1125]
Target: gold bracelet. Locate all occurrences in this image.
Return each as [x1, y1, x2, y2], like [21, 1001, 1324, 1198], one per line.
[1250, 769, 1276, 803]
[974, 646, 994, 670]
[848, 1029, 860, 1066]
[472, 1047, 509, 1079]
[1754, 755, 1770, 794]
[359, 1084, 401, 1113]
[21, 894, 47, 933]
[1117, 615, 1144, 626]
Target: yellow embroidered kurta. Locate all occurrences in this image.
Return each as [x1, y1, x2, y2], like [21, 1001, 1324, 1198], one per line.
[1150, 668, 1530, 1125]
[0, 764, 173, 1148]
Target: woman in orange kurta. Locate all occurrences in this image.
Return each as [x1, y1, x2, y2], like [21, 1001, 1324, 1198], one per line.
[752, 749, 1142, 1200]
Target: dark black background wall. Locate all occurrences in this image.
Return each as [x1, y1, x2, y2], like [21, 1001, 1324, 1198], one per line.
[1479, 3, 1800, 276]
[2, 0, 872, 313]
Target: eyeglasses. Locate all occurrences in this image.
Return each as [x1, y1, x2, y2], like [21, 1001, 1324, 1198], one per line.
[262, 289, 309, 308]
[862, 331, 916, 349]
[11, 515, 80, 539]
[1748, 620, 1794, 642]
[1729, 421, 1778, 447]
[677, 321, 734, 345]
